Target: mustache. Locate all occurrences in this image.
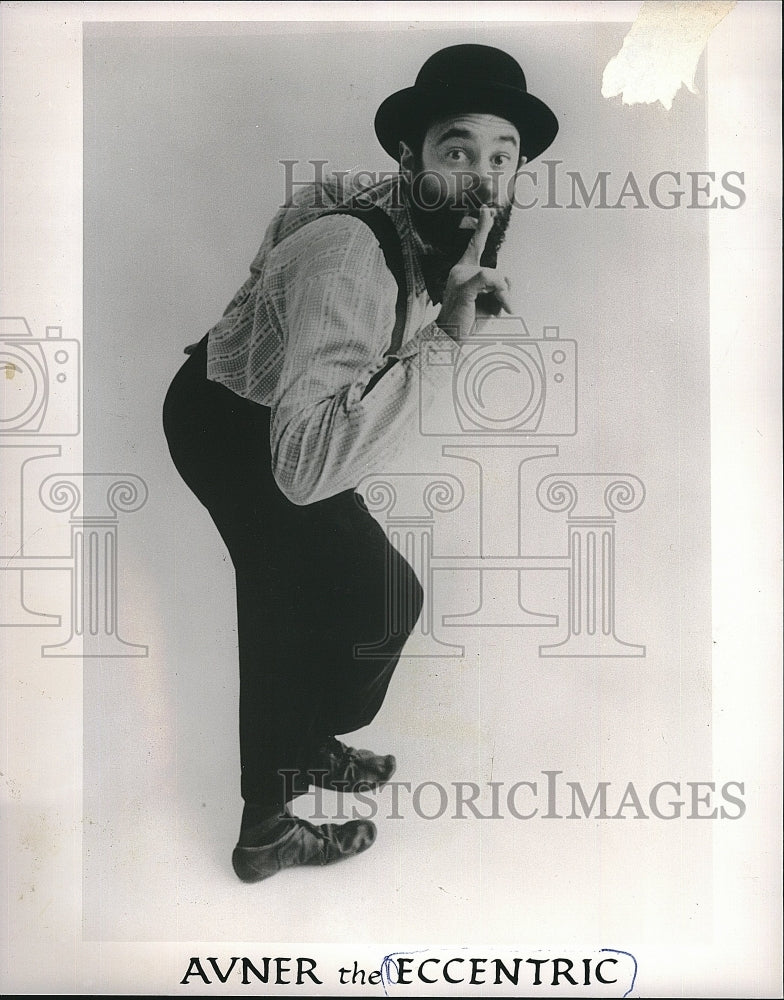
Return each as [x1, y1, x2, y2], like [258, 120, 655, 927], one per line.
[402, 165, 513, 267]
[408, 198, 513, 306]
[410, 196, 504, 218]
[458, 188, 504, 214]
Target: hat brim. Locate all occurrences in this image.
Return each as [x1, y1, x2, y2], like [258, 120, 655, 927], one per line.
[374, 81, 559, 162]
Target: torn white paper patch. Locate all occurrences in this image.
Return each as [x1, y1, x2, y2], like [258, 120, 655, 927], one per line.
[602, 0, 736, 109]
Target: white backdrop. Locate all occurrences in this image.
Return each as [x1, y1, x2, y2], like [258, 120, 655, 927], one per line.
[1, 3, 781, 997]
[81, 15, 712, 942]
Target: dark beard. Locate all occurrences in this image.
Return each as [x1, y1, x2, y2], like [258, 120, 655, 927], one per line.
[407, 193, 512, 266]
[404, 169, 513, 304]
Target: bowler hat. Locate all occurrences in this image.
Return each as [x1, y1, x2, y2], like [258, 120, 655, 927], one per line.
[374, 44, 558, 162]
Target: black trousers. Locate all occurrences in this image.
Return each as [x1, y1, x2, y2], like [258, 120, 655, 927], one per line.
[162, 338, 423, 810]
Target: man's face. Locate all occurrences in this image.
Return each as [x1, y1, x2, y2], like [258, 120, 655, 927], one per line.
[401, 112, 523, 261]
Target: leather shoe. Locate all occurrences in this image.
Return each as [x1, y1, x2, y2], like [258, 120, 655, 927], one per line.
[293, 736, 396, 795]
[232, 808, 377, 883]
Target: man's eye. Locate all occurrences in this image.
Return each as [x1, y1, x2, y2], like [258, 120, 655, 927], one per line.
[445, 149, 468, 162]
[492, 154, 512, 166]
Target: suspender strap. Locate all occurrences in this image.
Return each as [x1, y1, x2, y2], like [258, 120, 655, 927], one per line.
[329, 205, 408, 357]
[329, 205, 407, 400]
[191, 205, 409, 403]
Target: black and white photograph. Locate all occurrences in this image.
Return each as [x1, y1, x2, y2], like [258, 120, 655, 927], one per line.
[1, 2, 781, 996]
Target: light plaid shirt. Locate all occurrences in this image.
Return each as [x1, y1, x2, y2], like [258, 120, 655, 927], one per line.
[206, 174, 457, 504]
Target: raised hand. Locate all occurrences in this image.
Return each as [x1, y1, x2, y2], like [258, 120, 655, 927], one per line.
[435, 205, 513, 344]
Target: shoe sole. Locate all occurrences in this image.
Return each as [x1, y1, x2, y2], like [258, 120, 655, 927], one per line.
[231, 820, 377, 883]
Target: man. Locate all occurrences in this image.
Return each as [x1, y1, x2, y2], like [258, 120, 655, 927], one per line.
[162, 43, 557, 882]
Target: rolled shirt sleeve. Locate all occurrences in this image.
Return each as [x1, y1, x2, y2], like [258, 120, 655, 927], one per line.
[267, 214, 457, 505]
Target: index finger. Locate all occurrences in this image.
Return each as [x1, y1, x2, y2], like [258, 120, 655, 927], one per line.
[459, 205, 493, 266]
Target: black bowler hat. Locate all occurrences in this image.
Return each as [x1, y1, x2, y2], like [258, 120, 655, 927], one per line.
[374, 43, 558, 162]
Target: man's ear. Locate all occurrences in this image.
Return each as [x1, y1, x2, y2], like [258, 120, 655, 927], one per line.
[399, 140, 415, 179]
